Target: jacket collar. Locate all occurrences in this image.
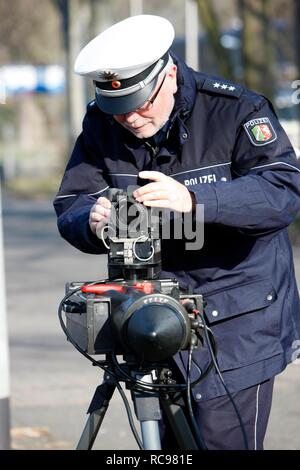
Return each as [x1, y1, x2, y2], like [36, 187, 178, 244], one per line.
[159, 51, 197, 145]
[170, 50, 197, 119]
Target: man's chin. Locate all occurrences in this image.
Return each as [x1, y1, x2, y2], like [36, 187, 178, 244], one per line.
[130, 124, 157, 139]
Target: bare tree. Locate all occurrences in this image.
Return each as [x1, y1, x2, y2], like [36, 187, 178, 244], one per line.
[238, 0, 275, 98]
[294, 0, 300, 79]
[197, 0, 234, 80]
[0, 0, 62, 63]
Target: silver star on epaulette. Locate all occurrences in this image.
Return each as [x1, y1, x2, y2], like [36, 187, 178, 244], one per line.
[221, 84, 228, 89]
[228, 86, 236, 91]
[213, 82, 221, 88]
[98, 70, 118, 80]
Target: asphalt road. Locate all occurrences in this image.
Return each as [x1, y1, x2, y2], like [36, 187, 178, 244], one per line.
[2, 192, 300, 450]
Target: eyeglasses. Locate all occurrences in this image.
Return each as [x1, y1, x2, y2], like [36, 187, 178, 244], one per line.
[135, 74, 167, 113]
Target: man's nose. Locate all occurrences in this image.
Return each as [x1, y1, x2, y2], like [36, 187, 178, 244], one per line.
[123, 111, 139, 123]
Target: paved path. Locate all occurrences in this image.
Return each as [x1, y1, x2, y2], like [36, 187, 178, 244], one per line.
[2, 192, 300, 450]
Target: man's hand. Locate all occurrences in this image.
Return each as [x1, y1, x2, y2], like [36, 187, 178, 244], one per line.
[133, 171, 195, 212]
[89, 196, 111, 234]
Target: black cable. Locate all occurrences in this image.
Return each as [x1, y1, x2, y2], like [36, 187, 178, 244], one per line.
[59, 286, 192, 394]
[59, 292, 147, 449]
[58, 283, 124, 383]
[58, 282, 220, 450]
[59, 282, 214, 393]
[191, 358, 202, 375]
[110, 351, 187, 392]
[115, 380, 144, 450]
[58, 286, 103, 367]
[186, 347, 208, 450]
[200, 312, 249, 450]
[110, 350, 209, 394]
[110, 352, 160, 391]
[59, 286, 216, 399]
[175, 328, 215, 392]
[59, 284, 209, 453]
[192, 328, 216, 382]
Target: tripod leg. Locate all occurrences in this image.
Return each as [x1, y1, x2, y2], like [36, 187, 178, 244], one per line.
[76, 372, 116, 450]
[140, 421, 161, 450]
[160, 395, 199, 450]
[132, 372, 162, 450]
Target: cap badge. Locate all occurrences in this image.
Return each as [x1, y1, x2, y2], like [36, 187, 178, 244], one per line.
[98, 70, 118, 80]
[111, 80, 121, 89]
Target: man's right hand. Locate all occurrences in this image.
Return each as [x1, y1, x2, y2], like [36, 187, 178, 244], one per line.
[89, 196, 112, 235]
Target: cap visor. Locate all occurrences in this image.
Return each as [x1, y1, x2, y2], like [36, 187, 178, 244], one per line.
[95, 78, 157, 115]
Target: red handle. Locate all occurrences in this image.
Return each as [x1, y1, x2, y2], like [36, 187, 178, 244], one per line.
[81, 284, 125, 294]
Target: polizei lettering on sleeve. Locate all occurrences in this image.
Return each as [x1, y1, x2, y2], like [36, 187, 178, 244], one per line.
[243, 117, 277, 146]
[184, 174, 217, 186]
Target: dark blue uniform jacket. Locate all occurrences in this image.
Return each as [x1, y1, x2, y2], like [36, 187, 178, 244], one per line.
[54, 54, 300, 401]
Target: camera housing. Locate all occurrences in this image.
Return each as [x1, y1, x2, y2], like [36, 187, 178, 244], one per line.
[105, 188, 161, 280]
[63, 279, 204, 362]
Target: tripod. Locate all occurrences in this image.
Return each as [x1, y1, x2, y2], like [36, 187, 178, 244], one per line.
[76, 367, 199, 450]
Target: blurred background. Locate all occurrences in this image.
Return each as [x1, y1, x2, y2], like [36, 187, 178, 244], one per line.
[0, 0, 299, 450]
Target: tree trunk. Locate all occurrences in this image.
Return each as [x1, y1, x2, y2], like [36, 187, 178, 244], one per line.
[239, 0, 274, 99]
[197, 0, 234, 80]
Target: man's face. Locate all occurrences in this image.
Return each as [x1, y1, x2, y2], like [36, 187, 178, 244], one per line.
[113, 65, 178, 139]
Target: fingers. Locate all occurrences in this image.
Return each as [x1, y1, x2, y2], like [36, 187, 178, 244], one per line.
[96, 196, 111, 208]
[89, 197, 111, 234]
[134, 173, 184, 210]
[89, 213, 109, 234]
[91, 207, 111, 220]
[135, 189, 169, 203]
[92, 197, 111, 218]
[143, 200, 172, 208]
[90, 218, 109, 235]
[90, 208, 110, 222]
[138, 171, 167, 182]
[90, 221, 99, 234]
[134, 182, 178, 204]
[133, 182, 161, 198]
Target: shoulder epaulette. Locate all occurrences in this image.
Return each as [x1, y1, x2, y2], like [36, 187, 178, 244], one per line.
[87, 100, 96, 110]
[199, 77, 244, 98]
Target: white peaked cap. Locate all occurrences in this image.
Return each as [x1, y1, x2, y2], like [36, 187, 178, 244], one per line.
[74, 15, 175, 115]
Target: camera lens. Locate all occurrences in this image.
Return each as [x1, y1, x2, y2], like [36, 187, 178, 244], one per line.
[126, 302, 190, 362]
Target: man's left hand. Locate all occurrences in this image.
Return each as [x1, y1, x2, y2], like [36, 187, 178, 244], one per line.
[133, 171, 195, 213]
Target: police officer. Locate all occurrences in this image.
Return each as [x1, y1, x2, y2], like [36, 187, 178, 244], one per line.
[54, 15, 300, 450]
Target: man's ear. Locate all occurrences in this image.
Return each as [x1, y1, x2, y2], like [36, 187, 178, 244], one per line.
[168, 65, 178, 94]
